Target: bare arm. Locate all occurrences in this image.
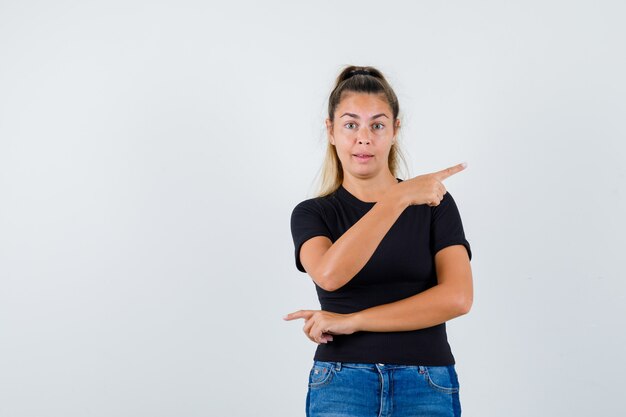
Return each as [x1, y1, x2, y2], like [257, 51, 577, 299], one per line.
[285, 244, 473, 344]
[300, 163, 467, 292]
[300, 189, 408, 292]
[350, 244, 473, 332]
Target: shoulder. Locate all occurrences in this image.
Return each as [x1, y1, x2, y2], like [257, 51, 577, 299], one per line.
[441, 190, 457, 203]
[431, 190, 460, 212]
[291, 192, 338, 216]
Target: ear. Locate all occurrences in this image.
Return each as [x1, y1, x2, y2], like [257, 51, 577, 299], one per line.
[325, 118, 335, 145]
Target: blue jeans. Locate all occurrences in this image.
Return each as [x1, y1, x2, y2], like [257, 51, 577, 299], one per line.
[306, 360, 461, 417]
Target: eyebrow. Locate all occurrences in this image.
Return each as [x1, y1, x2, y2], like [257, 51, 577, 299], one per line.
[340, 112, 389, 120]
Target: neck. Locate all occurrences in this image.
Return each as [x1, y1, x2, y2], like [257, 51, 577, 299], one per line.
[342, 172, 398, 203]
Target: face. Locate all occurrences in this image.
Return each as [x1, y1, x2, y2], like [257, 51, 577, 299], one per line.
[326, 92, 400, 181]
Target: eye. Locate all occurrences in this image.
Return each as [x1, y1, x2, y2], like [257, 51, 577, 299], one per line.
[344, 122, 357, 129]
[373, 123, 384, 130]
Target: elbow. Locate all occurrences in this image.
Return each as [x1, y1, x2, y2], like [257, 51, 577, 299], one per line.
[318, 275, 340, 292]
[456, 295, 473, 315]
[320, 283, 339, 292]
[449, 285, 472, 315]
[316, 268, 342, 292]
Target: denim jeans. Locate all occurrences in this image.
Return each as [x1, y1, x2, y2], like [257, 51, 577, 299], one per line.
[306, 360, 461, 417]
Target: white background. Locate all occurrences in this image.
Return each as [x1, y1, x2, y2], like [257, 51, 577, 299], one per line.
[1, 1, 625, 416]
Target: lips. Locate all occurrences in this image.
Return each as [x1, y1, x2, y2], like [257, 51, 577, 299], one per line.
[353, 154, 373, 162]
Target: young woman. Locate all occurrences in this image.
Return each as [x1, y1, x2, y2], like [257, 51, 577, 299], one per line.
[284, 65, 473, 417]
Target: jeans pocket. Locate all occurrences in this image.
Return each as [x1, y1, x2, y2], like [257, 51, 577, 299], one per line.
[424, 365, 460, 394]
[308, 361, 335, 388]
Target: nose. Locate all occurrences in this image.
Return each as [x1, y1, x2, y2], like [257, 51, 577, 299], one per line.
[356, 126, 371, 144]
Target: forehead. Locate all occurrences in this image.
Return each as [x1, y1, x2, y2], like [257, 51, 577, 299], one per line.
[336, 92, 391, 115]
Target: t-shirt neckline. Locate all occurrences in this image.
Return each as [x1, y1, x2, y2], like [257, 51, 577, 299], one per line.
[337, 178, 403, 209]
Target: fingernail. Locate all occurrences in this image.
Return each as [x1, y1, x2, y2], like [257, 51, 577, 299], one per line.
[461, 161, 467, 168]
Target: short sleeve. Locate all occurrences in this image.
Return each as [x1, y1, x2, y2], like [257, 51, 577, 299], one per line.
[290, 200, 333, 272]
[430, 191, 472, 261]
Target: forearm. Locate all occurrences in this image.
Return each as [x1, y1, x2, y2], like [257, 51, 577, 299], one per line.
[320, 189, 408, 291]
[350, 284, 468, 332]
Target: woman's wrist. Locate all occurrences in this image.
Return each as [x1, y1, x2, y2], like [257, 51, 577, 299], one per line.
[381, 182, 409, 211]
[348, 311, 365, 333]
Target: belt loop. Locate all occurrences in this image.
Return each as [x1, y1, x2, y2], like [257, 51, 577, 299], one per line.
[334, 362, 342, 372]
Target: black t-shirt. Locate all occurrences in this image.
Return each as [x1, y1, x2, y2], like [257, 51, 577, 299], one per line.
[290, 178, 472, 366]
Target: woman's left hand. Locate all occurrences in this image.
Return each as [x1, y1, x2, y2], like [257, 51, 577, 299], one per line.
[283, 310, 358, 344]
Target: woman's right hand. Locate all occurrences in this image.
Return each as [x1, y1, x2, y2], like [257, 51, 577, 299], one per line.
[393, 162, 467, 207]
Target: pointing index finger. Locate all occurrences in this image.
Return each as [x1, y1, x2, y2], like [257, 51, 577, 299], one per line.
[283, 310, 314, 321]
[432, 162, 467, 181]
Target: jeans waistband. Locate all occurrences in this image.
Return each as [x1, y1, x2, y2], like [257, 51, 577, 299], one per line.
[314, 360, 429, 372]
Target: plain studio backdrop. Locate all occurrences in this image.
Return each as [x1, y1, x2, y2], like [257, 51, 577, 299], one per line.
[1, 1, 624, 416]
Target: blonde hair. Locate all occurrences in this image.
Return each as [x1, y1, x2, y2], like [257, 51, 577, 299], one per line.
[315, 65, 409, 197]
